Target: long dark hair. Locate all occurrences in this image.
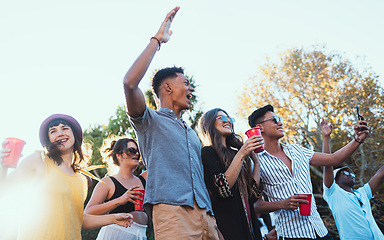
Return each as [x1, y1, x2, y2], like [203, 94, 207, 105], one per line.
[45, 119, 85, 172]
[199, 108, 253, 198]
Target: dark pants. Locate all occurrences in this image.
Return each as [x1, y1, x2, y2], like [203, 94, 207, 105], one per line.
[279, 233, 333, 240]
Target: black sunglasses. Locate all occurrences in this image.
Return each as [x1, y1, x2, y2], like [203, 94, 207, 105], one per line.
[216, 115, 235, 124]
[125, 147, 139, 156]
[257, 116, 284, 125]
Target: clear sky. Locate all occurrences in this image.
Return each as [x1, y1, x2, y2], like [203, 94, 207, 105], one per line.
[1, 0, 383, 157]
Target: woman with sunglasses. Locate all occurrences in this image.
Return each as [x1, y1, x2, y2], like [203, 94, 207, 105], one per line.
[0, 114, 133, 240]
[85, 137, 148, 240]
[199, 108, 265, 240]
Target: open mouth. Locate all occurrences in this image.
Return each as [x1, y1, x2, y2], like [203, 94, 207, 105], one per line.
[186, 93, 192, 103]
[55, 138, 68, 145]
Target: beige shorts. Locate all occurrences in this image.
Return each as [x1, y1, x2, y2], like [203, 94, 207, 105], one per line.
[152, 200, 220, 240]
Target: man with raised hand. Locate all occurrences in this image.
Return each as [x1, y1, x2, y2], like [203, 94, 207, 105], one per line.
[123, 7, 220, 240]
[249, 105, 369, 240]
[321, 118, 384, 240]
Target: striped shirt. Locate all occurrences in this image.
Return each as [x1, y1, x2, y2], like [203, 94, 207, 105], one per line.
[258, 144, 328, 239]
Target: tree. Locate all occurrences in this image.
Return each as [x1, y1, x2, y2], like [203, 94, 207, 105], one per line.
[237, 45, 384, 235]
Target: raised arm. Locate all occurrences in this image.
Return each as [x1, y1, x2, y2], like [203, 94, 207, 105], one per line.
[123, 7, 180, 118]
[6, 151, 44, 184]
[320, 119, 334, 188]
[368, 166, 384, 194]
[311, 116, 369, 166]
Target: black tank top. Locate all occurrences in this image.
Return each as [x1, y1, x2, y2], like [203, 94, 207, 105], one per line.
[108, 175, 146, 214]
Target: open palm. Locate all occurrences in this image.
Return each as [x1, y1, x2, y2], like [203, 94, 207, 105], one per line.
[320, 118, 332, 137]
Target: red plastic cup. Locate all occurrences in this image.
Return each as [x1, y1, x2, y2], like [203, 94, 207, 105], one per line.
[134, 190, 145, 211]
[245, 127, 264, 153]
[298, 193, 312, 216]
[2, 138, 26, 168]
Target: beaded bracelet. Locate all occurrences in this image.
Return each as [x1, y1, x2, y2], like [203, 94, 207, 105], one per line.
[150, 37, 161, 51]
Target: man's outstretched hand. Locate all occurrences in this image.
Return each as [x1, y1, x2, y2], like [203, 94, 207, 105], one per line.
[320, 118, 332, 137]
[153, 6, 180, 43]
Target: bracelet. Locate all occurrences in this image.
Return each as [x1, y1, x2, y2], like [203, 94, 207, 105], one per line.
[354, 137, 364, 144]
[150, 37, 161, 51]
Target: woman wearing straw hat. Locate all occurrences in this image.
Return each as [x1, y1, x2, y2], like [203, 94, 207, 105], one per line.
[0, 114, 133, 240]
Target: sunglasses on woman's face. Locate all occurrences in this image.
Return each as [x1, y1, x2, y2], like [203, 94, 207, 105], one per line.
[125, 147, 139, 156]
[216, 115, 235, 124]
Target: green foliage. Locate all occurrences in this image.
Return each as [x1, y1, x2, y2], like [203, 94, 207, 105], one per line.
[106, 106, 136, 138]
[83, 125, 108, 177]
[81, 228, 100, 240]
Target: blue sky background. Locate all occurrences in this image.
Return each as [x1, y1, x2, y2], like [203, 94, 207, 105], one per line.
[1, 0, 383, 158]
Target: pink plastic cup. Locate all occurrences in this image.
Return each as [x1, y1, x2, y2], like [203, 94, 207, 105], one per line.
[245, 127, 264, 153]
[2, 138, 26, 168]
[298, 193, 312, 216]
[134, 190, 145, 211]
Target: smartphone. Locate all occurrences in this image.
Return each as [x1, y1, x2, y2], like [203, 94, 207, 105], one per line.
[356, 105, 363, 121]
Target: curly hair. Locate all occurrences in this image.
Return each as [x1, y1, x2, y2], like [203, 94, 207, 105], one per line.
[151, 66, 184, 98]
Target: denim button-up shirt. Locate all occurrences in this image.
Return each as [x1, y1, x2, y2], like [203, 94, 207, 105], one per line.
[129, 107, 213, 215]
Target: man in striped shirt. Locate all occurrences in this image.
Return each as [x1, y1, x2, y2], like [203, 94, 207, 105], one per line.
[249, 105, 369, 240]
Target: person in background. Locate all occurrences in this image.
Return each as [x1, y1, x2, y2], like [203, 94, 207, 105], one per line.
[256, 194, 277, 240]
[257, 212, 277, 240]
[249, 104, 369, 240]
[321, 118, 384, 240]
[85, 137, 148, 240]
[122, 7, 220, 239]
[199, 108, 264, 240]
[0, 114, 133, 240]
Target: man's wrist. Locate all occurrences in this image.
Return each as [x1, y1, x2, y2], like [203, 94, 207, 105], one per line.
[354, 136, 364, 144]
[150, 37, 161, 51]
